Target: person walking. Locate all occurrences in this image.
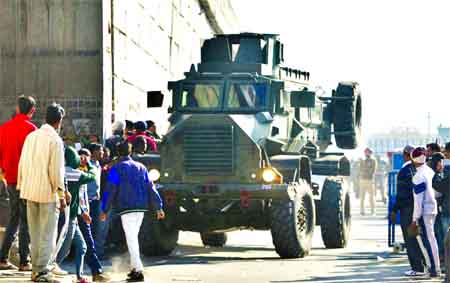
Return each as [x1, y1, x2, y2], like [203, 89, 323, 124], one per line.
[0, 95, 37, 271]
[100, 141, 164, 282]
[18, 103, 67, 282]
[390, 145, 426, 277]
[409, 147, 440, 277]
[359, 147, 377, 215]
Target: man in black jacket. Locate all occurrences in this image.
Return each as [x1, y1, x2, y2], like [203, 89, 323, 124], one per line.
[391, 145, 426, 276]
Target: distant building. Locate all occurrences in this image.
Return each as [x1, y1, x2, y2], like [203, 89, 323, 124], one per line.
[0, 0, 239, 140]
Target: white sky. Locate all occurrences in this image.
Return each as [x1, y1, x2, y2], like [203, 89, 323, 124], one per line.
[231, 0, 450, 138]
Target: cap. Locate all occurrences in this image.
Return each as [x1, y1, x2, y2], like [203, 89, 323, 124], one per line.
[411, 147, 426, 164]
[364, 147, 373, 155]
[134, 121, 147, 132]
[403, 145, 415, 154]
[125, 120, 134, 129]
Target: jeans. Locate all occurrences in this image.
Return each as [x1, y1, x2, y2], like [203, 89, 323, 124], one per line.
[400, 206, 425, 272]
[78, 215, 102, 275]
[121, 212, 144, 272]
[96, 208, 118, 257]
[57, 218, 87, 279]
[89, 199, 101, 243]
[0, 185, 30, 265]
[27, 201, 59, 273]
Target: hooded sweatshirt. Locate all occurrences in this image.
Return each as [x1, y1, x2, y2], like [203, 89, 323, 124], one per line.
[64, 146, 96, 219]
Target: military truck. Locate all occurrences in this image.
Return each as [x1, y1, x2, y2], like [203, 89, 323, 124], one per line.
[142, 33, 362, 258]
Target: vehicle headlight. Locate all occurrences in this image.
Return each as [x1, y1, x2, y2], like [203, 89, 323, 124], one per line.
[149, 169, 161, 182]
[262, 168, 276, 183]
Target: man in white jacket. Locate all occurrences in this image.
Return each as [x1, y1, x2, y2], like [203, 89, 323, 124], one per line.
[410, 147, 440, 277]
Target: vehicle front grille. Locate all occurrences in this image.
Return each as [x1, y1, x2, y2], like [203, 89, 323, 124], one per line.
[184, 126, 234, 176]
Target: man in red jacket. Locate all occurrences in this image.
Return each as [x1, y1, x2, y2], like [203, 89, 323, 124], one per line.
[0, 95, 37, 271]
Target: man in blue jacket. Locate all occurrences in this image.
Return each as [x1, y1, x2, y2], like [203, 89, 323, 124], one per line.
[99, 141, 164, 283]
[390, 145, 426, 277]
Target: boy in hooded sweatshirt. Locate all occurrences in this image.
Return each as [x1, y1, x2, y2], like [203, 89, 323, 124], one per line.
[56, 146, 96, 283]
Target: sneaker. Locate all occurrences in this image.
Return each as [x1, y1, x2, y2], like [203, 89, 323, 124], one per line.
[0, 260, 18, 270]
[34, 272, 53, 282]
[93, 272, 111, 282]
[127, 270, 144, 282]
[19, 263, 32, 272]
[51, 263, 68, 276]
[127, 269, 137, 278]
[404, 270, 425, 277]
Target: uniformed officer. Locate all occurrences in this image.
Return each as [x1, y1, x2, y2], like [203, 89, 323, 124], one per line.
[359, 148, 377, 215]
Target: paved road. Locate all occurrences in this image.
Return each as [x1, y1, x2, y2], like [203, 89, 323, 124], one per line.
[0, 197, 444, 283]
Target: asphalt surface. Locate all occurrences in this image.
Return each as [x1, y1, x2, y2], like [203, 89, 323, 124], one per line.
[0, 195, 445, 283]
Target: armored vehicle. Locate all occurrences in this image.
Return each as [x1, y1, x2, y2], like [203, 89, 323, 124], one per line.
[143, 33, 362, 258]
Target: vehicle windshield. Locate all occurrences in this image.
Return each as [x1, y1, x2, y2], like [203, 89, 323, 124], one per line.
[226, 82, 267, 109]
[181, 83, 222, 109]
[178, 81, 268, 112]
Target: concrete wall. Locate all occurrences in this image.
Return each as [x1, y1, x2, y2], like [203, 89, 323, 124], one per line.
[0, 0, 238, 140]
[104, 0, 239, 136]
[0, 0, 102, 138]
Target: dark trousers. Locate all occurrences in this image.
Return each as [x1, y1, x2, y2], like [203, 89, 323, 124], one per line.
[77, 216, 102, 275]
[400, 206, 425, 272]
[0, 185, 30, 265]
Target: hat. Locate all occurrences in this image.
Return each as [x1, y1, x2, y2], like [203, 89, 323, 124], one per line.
[65, 146, 80, 169]
[364, 147, 373, 155]
[134, 121, 147, 132]
[112, 121, 125, 134]
[125, 120, 134, 129]
[403, 145, 415, 154]
[430, 152, 445, 171]
[411, 147, 426, 164]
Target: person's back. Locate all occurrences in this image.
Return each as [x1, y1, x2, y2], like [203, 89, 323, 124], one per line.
[19, 124, 64, 203]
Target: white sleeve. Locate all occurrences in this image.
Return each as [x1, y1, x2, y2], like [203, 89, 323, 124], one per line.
[412, 172, 426, 222]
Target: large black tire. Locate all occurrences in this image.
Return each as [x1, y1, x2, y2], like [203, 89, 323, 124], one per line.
[270, 181, 315, 258]
[333, 82, 362, 149]
[320, 178, 351, 248]
[200, 232, 227, 247]
[139, 210, 179, 256]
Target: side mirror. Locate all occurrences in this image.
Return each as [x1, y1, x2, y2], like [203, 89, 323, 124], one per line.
[291, 90, 315, 108]
[147, 91, 164, 108]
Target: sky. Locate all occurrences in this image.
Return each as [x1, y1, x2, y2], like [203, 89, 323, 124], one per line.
[230, 0, 450, 138]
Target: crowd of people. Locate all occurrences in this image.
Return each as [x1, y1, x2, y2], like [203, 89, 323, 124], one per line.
[389, 143, 450, 279]
[0, 95, 164, 283]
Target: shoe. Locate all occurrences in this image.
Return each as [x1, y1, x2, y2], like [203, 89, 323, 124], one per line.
[34, 272, 53, 282]
[127, 269, 137, 278]
[51, 263, 68, 276]
[0, 260, 18, 270]
[93, 272, 111, 282]
[19, 263, 32, 272]
[127, 270, 144, 282]
[430, 272, 441, 278]
[78, 277, 92, 283]
[31, 272, 38, 281]
[404, 270, 425, 277]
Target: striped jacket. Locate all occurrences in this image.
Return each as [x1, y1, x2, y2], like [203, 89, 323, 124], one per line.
[18, 124, 65, 203]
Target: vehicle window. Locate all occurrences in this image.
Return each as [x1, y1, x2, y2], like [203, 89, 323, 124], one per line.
[181, 84, 222, 109]
[227, 83, 267, 109]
